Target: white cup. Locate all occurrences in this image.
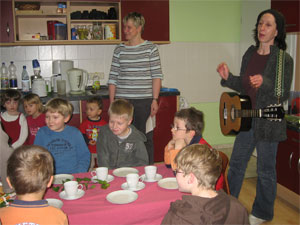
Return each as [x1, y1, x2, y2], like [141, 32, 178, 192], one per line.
[64, 181, 83, 197]
[145, 165, 157, 181]
[91, 167, 108, 181]
[126, 173, 143, 190]
[57, 80, 66, 95]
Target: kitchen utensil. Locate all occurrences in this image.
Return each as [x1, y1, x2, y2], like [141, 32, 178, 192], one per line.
[52, 60, 74, 93]
[67, 68, 88, 94]
[31, 78, 47, 97]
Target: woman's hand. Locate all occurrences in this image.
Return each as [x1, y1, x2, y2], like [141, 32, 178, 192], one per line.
[217, 63, 229, 80]
[150, 100, 159, 117]
[249, 74, 263, 88]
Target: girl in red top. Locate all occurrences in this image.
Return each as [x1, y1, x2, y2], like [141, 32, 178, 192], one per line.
[0, 89, 28, 149]
[23, 93, 46, 145]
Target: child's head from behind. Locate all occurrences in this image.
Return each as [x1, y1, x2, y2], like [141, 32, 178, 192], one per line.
[108, 99, 133, 137]
[45, 98, 73, 132]
[86, 96, 103, 120]
[23, 93, 44, 117]
[172, 107, 204, 139]
[175, 144, 222, 192]
[7, 145, 54, 195]
[1, 89, 21, 115]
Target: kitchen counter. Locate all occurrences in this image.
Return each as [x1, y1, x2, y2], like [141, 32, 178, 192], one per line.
[39, 86, 180, 103]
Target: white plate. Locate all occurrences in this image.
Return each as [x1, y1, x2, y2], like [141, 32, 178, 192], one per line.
[59, 189, 85, 200]
[106, 190, 138, 204]
[46, 198, 63, 208]
[140, 173, 163, 182]
[121, 182, 145, 191]
[112, 167, 139, 177]
[158, 177, 178, 190]
[53, 174, 74, 185]
[91, 174, 114, 183]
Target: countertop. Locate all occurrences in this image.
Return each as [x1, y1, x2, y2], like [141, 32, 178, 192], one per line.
[39, 86, 180, 103]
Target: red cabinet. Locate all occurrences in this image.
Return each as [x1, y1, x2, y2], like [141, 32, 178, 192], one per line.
[276, 128, 300, 195]
[121, 0, 169, 42]
[153, 96, 177, 162]
[271, 0, 300, 33]
[0, 0, 14, 43]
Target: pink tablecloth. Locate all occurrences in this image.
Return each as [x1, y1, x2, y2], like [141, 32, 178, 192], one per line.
[45, 164, 183, 225]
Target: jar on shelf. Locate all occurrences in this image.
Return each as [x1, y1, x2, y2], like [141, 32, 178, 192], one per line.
[92, 22, 103, 40]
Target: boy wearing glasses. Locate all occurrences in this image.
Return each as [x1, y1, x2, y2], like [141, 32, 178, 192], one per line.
[164, 107, 224, 190]
[96, 99, 149, 169]
[161, 144, 249, 225]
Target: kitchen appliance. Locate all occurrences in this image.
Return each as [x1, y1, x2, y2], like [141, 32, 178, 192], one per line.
[32, 78, 47, 97]
[52, 60, 73, 93]
[67, 68, 88, 94]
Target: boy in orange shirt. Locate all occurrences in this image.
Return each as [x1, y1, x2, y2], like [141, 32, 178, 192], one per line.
[0, 145, 68, 224]
[164, 107, 224, 190]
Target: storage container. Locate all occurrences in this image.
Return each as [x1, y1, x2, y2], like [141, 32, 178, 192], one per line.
[55, 23, 67, 40]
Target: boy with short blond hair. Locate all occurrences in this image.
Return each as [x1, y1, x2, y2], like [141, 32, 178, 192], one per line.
[79, 96, 107, 171]
[34, 98, 90, 174]
[0, 145, 68, 224]
[97, 99, 148, 169]
[161, 144, 249, 225]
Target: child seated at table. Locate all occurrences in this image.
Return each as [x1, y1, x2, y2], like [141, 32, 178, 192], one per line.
[97, 99, 149, 169]
[23, 93, 46, 145]
[164, 107, 224, 190]
[79, 96, 107, 171]
[161, 144, 249, 225]
[0, 145, 68, 224]
[0, 89, 28, 149]
[34, 98, 90, 174]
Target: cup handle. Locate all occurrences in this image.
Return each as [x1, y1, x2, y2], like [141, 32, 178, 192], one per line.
[91, 171, 96, 177]
[139, 175, 145, 182]
[78, 184, 84, 190]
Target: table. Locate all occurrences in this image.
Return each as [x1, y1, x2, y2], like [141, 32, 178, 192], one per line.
[45, 164, 183, 225]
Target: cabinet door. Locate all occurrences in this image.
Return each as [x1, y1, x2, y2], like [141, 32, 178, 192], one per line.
[271, 0, 300, 32]
[121, 0, 169, 42]
[153, 96, 177, 162]
[276, 129, 300, 195]
[0, 0, 14, 43]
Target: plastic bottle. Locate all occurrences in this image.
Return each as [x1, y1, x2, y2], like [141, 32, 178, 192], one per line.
[1, 62, 9, 90]
[8, 61, 18, 89]
[21, 65, 30, 92]
[32, 59, 41, 76]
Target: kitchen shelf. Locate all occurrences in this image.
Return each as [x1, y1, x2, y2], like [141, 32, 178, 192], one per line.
[12, 0, 121, 44]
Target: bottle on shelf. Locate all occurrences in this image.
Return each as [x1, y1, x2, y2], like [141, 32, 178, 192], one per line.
[8, 61, 18, 89]
[1, 62, 9, 90]
[21, 65, 30, 93]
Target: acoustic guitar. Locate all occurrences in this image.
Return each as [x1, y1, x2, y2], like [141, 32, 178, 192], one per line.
[219, 92, 285, 135]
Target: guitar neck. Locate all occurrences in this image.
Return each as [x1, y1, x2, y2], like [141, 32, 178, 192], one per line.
[236, 109, 263, 118]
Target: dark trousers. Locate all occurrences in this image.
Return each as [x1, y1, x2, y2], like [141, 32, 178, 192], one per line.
[128, 98, 154, 164]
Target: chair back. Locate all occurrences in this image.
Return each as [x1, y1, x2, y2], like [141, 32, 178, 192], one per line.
[218, 151, 230, 194]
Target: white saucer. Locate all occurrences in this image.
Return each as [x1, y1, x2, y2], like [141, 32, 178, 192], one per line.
[121, 182, 145, 191]
[53, 174, 74, 184]
[140, 173, 163, 182]
[106, 190, 138, 204]
[91, 174, 114, 183]
[59, 189, 85, 200]
[113, 167, 139, 177]
[158, 177, 178, 190]
[46, 198, 63, 208]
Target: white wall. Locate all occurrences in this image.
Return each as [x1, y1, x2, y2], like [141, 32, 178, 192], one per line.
[0, 42, 239, 103]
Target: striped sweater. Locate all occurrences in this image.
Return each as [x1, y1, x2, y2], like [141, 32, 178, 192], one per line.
[108, 40, 163, 99]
